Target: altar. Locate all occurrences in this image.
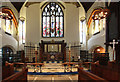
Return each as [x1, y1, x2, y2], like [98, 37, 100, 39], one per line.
[39, 40, 66, 62]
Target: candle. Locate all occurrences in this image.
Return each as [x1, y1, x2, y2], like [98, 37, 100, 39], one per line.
[35, 44, 37, 51]
[69, 44, 71, 51]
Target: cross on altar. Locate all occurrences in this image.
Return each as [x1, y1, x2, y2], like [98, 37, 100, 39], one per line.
[109, 39, 118, 61]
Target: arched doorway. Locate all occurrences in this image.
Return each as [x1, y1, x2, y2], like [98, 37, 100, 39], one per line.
[94, 46, 105, 53]
[2, 46, 14, 65]
[93, 46, 105, 62]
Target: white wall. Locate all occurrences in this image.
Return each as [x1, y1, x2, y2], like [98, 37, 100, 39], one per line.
[65, 4, 79, 43]
[25, 3, 80, 45]
[26, 4, 40, 44]
[88, 30, 105, 51]
[0, 29, 18, 52]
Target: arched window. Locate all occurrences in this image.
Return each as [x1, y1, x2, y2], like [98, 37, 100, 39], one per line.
[80, 20, 86, 43]
[0, 12, 13, 34]
[93, 19, 100, 34]
[0, 7, 18, 35]
[88, 8, 109, 35]
[6, 19, 12, 34]
[42, 2, 64, 37]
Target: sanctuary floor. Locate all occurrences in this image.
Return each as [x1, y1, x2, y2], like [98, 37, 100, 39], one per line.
[16, 62, 79, 81]
[28, 74, 78, 82]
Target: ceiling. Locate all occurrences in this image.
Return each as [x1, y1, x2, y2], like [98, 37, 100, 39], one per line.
[10, 2, 25, 12]
[10, 1, 95, 12]
[80, 2, 95, 12]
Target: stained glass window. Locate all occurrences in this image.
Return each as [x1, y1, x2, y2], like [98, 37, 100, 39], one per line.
[42, 2, 64, 37]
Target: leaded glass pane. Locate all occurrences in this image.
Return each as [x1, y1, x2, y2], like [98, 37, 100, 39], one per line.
[47, 17, 50, 37]
[60, 17, 63, 37]
[58, 7, 61, 12]
[19, 20, 22, 41]
[60, 12, 63, 16]
[94, 20, 99, 34]
[43, 16, 46, 37]
[56, 17, 59, 37]
[103, 18, 106, 28]
[6, 19, 11, 34]
[56, 12, 59, 16]
[43, 12, 46, 16]
[23, 21, 25, 43]
[2, 19, 5, 31]
[56, 5, 58, 8]
[47, 12, 49, 16]
[45, 8, 47, 12]
[51, 15, 55, 37]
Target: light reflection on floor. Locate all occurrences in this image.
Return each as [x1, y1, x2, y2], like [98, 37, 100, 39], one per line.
[28, 74, 78, 81]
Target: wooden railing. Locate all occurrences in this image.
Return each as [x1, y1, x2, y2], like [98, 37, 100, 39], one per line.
[2, 68, 28, 82]
[78, 67, 107, 81]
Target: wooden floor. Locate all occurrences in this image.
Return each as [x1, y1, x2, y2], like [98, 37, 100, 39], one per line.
[28, 74, 78, 82]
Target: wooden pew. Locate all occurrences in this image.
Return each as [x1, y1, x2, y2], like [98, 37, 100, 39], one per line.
[2, 62, 14, 80]
[91, 62, 120, 81]
[2, 68, 28, 82]
[78, 67, 107, 81]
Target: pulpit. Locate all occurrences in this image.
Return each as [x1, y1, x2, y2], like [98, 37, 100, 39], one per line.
[39, 40, 66, 62]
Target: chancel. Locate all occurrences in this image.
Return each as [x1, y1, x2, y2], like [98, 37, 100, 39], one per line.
[1, 0, 120, 82]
